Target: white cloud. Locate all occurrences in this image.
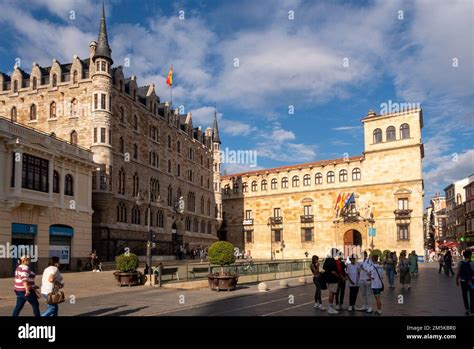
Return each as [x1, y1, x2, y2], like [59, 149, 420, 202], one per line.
[189, 106, 255, 136]
[332, 126, 361, 131]
[271, 129, 295, 142]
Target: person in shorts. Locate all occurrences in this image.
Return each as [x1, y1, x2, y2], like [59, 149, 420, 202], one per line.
[323, 253, 340, 314]
[369, 254, 384, 316]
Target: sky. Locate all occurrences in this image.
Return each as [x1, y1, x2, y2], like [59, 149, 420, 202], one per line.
[0, 0, 472, 207]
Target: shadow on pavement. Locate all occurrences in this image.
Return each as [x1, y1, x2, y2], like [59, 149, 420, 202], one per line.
[75, 305, 128, 316]
[104, 306, 150, 316]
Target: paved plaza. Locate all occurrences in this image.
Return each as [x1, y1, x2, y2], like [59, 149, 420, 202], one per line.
[0, 263, 467, 317]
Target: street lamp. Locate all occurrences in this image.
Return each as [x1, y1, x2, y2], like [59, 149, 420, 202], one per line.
[135, 190, 164, 286]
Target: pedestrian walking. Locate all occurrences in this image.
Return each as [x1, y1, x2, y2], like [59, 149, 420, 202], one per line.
[456, 250, 474, 316]
[398, 251, 411, 291]
[369, 254, 384, 316]
[409, 250, 419, 277]
[444, 250, 455, 276]
[438, 252, 445, 273]
[41, 256, 64, 317]
[12, 255, 40, 317]
[310, 255, 326, 310]
[335, 254, 347, 310]
[346, 254, 360, 311]
[323, 253, 340, 314]
[383, 251, 396, 288]
[355, 251, 374, 313]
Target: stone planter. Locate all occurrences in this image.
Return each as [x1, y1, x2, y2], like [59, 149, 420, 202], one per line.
[114, 271, 140, 287]
[208, 274, 238, 291]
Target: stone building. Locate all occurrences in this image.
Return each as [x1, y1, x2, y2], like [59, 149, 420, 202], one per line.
[0, 6, 220, 261]
[0, 116, 95, 277]
[428, 195, 447, 249]
[463, 175, 474, 249]
[221, 108, 425, 259]
[444, 177, 469, 241]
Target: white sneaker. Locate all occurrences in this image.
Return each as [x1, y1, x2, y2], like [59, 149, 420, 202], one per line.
[348, 306, 353, 311]
[375, 310, 382, 316]
[366, 307, 373, 313]
[328, 307, 339, 314]
[318, 304, 326, 311]
[313, 303, 320, 308]
[335, 304, 341, 310]
[355, 306, 366, 311]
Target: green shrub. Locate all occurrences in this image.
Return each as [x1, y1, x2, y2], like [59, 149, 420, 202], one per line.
[382, 249, 391, 257]
[208, 241, 236, 266]
[370, 249, 383, 261]
[116, 253, 139, 272]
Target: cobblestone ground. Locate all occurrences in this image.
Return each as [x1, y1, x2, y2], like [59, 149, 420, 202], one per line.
[0, 263, 466, 316]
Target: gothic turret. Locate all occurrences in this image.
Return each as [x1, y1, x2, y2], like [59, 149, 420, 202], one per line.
[93, 3, 113, 64]
[212, 109, 221, 144]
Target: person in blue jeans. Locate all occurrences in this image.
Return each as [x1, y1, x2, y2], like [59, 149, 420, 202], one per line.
[12, 255, 40, 317]
[383, 251, 396, 288]
[40, 256, 64, 317]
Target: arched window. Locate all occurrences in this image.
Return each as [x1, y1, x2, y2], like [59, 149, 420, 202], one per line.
[131, 205, 141, 224]
[120, 106, 124, 123]
[386, 126, 396, 142]
[133, 144, 138, 159]
[327, 171, 335, 183]
[315, 173, 323, 184]
[207, 221, 212, 234]
[193, 218, 199, 232]
[117, 202, 127, 223]
[70, 130, 78, 145]
[224, 184, 230, 195]
[32, 77, 37, 90]
[167, 135, 171, 148]
[72, 70, 78, 84]
[52, 74, 57, 87]
[207, 199, 211, 216]
[261, 180, 267, 191]
[11, 107, 17, 122]
[242, 182, 248, 193]
[373, 128, 382, 144]
[185, 217, 191, 231]
[157, 210, 164, 228]
[201, 195, 205, 214]
[303, 174, 311, 186]
[292, 176, 299, 187]
[118, 168, 125, 195]
[49, 101, 56, 118]
[201, 220, 205, 233]
[70, 98, 78, 116]
[167, 185, 173, 206]
[13, 80, 18, 93]
[30, 104, 36, 120]
[133, 173, 139, 197]
[339, 169, 348, 182]
[64, 174, 74, 196]
[53, 171, 60, 193]
[271, 178, 278, 189]
[251, 181, 257, 192]
[133, 115, 138, 131]
[352, 168, 361, 181]
[281, 177, 288, 188]
[400, 123, 410, 139]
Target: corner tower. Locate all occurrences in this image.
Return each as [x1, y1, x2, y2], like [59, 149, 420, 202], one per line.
[212, 109, 223, 225]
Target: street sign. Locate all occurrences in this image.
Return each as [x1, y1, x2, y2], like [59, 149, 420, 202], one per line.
[369, 227, 376, 237]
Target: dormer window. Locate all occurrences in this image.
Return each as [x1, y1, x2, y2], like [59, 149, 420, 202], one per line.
[52, 74, 57, 87]
[72, 70, 78, 84]
[13, 80, 18, 93]
[32, 77, 37, 90]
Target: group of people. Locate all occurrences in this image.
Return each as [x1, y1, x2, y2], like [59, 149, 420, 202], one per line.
[310, 250, 420, 316]
[437, 250, 456, 276]
[175, 245, 208, 261]
[12, 255, 64, 317]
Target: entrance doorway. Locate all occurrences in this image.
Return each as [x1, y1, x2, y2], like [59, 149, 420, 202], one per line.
[343, 229, 362, 258]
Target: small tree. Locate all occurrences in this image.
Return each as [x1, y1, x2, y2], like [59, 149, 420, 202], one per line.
[208, 241, 236, 274]
[116, 253, 139, 272]
[370, 249, 383, 261]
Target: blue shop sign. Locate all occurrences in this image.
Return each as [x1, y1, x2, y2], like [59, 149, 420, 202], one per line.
[49, 225, 74, 237]
[12, 223, 37, 235]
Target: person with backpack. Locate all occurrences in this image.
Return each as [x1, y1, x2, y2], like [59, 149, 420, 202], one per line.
[310, 255, 325, 310]
[456, 250, 474, 316]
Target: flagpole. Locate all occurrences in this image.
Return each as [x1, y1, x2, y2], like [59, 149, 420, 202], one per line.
[170, 84, 173, 106]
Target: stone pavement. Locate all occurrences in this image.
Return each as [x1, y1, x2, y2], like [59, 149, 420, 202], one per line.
[0, 263, 467, 316]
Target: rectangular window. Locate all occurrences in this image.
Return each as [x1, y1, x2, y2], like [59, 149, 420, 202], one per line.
[245, 210, 252, 219]
[274, 207, 281, 218]
[94, 94, 98, 110]
[100, 128, 106, 143]
[302, 228, 313, 242]
[398, 225, 409, 240]
[303, 205, 312, 216]
[21, 153, 49, 193]
[272, 229, 282, 242]
[101, 94, 106, 110]
[245, 230, 253, 243]
[398, 198, 409, 210]
[93, 128, 97, 143]
[109, 96, 112, 111]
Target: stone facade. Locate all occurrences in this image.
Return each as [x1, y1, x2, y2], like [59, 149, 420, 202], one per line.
[463, 177, 474, 249]
[221, 108, 425, 259]
[0, 117, 95, 277]
[444, 177, 469, 241]
[0, 7, 220, 261]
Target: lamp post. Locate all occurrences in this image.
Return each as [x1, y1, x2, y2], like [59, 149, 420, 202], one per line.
[135, 190, 163, 286]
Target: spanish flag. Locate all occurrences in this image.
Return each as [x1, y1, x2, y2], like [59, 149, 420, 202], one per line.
[166, 66, 173, 86]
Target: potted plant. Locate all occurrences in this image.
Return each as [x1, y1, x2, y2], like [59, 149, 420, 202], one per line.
[207, 241, 238, 291]
[114, 253, 140, 287]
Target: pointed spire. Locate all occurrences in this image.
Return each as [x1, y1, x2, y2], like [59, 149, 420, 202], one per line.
[93, 2, 113, 63]
[213, 107, 221, 144]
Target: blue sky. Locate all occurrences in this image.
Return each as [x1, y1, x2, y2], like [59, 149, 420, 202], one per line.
[0, 0, 473, 206]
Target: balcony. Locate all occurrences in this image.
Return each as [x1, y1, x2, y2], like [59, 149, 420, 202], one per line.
[300, 215, 314, 223]
[269, 216, 283, 225]
[394, 209, 413, 218]
[242, 218, 254, 226]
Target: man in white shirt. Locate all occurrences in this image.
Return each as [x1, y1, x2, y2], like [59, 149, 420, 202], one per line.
[355, 251, 373, 313]
[346, 254, 360, 311]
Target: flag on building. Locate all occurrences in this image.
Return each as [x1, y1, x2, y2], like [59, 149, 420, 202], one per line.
[334, 193, 341, 210]
[343, 192, 354, 208]
[166, 66, 173, 86]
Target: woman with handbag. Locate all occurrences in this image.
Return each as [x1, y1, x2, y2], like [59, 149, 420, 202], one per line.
[40, 256, 64, 317]
[12, 255, 41, 316]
